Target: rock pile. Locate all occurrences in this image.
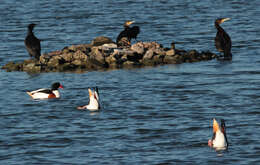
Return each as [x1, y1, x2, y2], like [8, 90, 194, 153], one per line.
[2, 36, 217, 73]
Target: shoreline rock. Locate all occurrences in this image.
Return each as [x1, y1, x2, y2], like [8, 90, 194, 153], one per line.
[1, 36, 218, 73]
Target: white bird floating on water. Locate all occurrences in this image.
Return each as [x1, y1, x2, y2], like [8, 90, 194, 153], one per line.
[26, 82, 63, 99]
[208, 118, 228, 150]
[77, 87, 100, 111]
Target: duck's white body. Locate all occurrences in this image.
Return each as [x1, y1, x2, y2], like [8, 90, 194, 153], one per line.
[26, 82, 63, 99]
[85, 96, 99, 111]
[212, 130, 227, 149]
[208, 118, 228, 150]
[27, 89, 60, 99]
[77, 88, 100, 111]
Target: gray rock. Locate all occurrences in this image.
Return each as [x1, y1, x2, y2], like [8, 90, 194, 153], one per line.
[153, 54, 164, 64]
[105, 55, 117, 64]
[62, 47, 70, 54]
[2, 37, 218, 73]
[164, 55, 179, 64]
[125, 51, 142, 62]
[154, 48, 165, 56]
[97, 44, 117, 57]
[143, 49, 154, 60]
[40, 51, 63, 64]
[23, 63, 41, 72]
[164, 54, 185, 64]
[61, 53, 74, 63]
[57, 63, 77, 71]
[131, 42, 145, 54]
[188, 50, 198, 56]
[71, 60, 84, 66]
[89, 47, 106, 65]
[143, 41, 161, 50]
[110, 49, 124, 60]
[2, 61, 22, 71]
[67, 45, 77, 52]
[165, 49, 175, 56]
[47, 55, 63, 67]
[117, 37, 131, 48]
[40, 55, 48, 64]
[121, 54, 128, 61]
[47, 50, 63, 56]
[101, 43, 118, 49]
[75, 44, 92, 53]
[91, 36, 114, 46]
[73, 50, 88, 61]
[123, 61, 140, 68]
[111, 49, 137, 61]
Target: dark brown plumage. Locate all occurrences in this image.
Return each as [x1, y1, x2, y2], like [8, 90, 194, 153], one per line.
[129, 26, 140, 40]
[24, 23, 41, 60]
[116, 21, 140, 46]
[215, 18, 232, 60]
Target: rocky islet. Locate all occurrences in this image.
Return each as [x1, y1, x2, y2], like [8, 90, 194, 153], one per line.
[2, 36, 217, 73]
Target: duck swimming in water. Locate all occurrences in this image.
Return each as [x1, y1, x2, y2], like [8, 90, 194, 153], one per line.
[26, 82, 63, 99]
[77, 87, 100, 111]
[208, 118, 228, 150]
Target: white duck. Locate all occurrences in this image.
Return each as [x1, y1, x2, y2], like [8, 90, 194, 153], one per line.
[26, 82, 63, 99]
[77, 87, 100, 111]
[208, 118, 228, 150]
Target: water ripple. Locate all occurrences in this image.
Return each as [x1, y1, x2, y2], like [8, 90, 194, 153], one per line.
[0, 0, 260, 164]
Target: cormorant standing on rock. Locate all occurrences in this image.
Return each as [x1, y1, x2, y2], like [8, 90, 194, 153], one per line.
[116, 21, 140, 47]
[24, 23, 41, 60]
[215, 18, 232, 60]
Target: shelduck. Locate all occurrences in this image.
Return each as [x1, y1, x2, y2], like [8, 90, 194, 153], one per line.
[26, 82, 63, 99]
[208, 118, 228, 150]
[77, 87, 100, 111]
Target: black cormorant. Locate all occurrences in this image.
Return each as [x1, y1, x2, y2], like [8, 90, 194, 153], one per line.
[24, 23, 41, 60]
[215, 18, 232, 60]
[116, 21, 140, 46]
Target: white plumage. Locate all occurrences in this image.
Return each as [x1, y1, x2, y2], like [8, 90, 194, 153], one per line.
[208, 118, 228, 150]
[26, 82, 63, 99]
[77, 87, 100, 111]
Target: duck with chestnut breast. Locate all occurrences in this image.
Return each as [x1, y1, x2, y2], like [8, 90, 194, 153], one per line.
[26, 82, 63, 99]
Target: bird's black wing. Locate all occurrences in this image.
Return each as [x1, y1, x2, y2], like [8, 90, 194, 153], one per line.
[222, 32, 232, 57]
[116, 29, 128, 43]
[129, 26, 140, 40]
[215, 31, 225, 52]
[215, 29, 231, 53]
[25, 35, 41, 60]
[37, 89, 52, 94]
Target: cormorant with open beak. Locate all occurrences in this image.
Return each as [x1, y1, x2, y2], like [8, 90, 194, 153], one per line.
[116, 21, 140, 47]
[215, 18, 232, 60]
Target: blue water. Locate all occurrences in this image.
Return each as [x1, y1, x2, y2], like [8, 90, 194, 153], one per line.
[0, 0, 260, 164]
